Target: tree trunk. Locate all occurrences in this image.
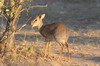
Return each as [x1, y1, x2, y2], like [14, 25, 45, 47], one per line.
[0, 19, 16, 56]
[0, 0, 16, 56]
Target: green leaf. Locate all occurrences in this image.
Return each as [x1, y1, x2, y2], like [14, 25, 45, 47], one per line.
[6, 9, 10, 12]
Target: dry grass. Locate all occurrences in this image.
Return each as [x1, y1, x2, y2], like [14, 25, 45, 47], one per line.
[0, 29, 100, 66]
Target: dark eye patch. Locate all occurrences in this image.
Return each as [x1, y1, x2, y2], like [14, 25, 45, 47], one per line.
[34, 19, 37, 22]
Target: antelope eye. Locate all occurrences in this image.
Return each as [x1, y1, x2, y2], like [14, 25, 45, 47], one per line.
[34, 19, 37, 22]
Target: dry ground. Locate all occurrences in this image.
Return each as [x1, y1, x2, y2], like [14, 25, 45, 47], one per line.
[0, 0, 100, 66]
[0, 30, 100, 66]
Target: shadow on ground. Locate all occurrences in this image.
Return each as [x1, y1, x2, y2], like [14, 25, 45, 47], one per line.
[15, 33, 100, 44]
[86, 57, 100, 62]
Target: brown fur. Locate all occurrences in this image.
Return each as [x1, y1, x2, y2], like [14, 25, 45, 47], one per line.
[30, 14, 70, 62]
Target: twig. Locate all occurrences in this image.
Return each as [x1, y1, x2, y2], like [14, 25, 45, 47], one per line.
[1, 12, 8, 21]
[16, 24, 26, 31]
[26, 17, 32, 24]
[31, 4, 48, 7]
[16, 17, 32, 32]
[21, 4, 48, 12]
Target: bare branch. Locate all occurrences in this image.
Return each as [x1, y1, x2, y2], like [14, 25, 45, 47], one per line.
[0, 32, 15, 44]
[12, 1, 24, 25]
[1, 12, 8, 21]
[0, 23, 26, 43]
[31, 4, 48, 7]
[16, 24, 26, 31]
[20, 4, 48, 12]
[16, 17, 32, 31]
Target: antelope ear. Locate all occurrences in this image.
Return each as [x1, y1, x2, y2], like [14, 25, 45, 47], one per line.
[40, 14, 45, 19]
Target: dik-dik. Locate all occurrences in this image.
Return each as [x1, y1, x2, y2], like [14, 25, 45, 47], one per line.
[30, 14, 70, 62]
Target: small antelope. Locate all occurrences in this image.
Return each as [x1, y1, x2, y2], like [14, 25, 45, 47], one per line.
[30, 14, 70, 62]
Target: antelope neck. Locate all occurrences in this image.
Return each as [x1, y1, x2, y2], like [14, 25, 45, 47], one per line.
[38, 21, 43, 30]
